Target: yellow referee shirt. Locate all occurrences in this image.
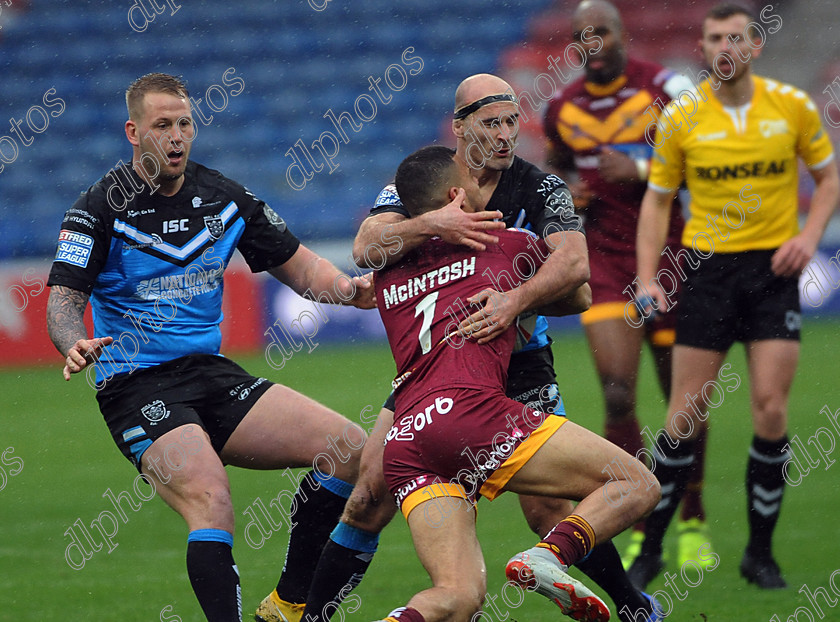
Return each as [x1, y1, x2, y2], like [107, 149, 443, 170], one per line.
[648, 75, 835, 253]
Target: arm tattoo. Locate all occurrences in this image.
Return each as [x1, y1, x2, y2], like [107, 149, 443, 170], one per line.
[46, 285, 90, 357]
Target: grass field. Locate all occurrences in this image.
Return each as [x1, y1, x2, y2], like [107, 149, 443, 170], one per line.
[2, 320, 839, 622]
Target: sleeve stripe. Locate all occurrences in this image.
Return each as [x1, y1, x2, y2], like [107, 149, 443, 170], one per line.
[809, 153, 836, 171]
[647, 181, 677, 194]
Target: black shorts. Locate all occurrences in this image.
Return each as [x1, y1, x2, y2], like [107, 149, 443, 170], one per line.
[96, 354, 274, 471]
[506, 345, 564, 414]
[382, 344, 565, 416]
[676, 250, 801, 351]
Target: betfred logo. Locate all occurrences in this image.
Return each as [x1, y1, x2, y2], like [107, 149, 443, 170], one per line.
[58, 230, 93, 244]
[55, 230, 94, 268]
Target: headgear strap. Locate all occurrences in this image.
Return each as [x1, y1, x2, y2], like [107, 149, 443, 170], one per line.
[453, 93, 517, 120]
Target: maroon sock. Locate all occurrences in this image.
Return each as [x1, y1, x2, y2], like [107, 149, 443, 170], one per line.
[538, 515, 595, 567]
[680, 424, 708, 522]
[605, 417, 645, 459]
[383, 607, 425, 622]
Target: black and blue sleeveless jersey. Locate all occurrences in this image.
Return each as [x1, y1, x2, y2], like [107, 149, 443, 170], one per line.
[370, 156, 583, 356]
[48, 161, 300, 386]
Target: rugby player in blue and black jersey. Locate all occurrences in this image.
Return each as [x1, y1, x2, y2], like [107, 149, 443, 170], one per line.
[298, 74, 665, 622]
[46, 73, 374, 622]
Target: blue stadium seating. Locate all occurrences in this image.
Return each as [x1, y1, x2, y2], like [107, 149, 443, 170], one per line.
[1, 0, 551, 258]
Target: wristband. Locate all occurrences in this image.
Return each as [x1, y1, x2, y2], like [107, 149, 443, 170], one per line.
[634, 294, 659, 324]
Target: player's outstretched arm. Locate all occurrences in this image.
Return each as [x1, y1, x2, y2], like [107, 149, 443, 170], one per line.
[269, 244, 376, 309]
[352, 189, 504, 269]
[636, 187, 676, 310]
[46, 285, 113, 381]
[771, 161, 840, 277]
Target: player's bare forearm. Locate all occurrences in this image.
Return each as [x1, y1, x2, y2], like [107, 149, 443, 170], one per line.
[518, 230, 590, 311]
[636, 188, 675, 285]
[539, 283, 592, 317]
[352, 212, 426, 269]
[772, 162, 840, 276]
[801, 163, 840, 246]
[47, 285, 90, 357]
[47, 286, 112, 381]
[460, 231, 589, 344]
[352, 196, 505, 269]
[269, 244, 375, 309]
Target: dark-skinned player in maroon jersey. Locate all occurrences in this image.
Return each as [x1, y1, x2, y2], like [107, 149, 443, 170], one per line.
[543, 0, 711, 569]
[370, 146, 660, 622]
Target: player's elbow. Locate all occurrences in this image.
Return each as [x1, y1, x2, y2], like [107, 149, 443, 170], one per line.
[569, 257, 590, 292]
[564, 283, 591, 314]
[352, 234, 382, 269]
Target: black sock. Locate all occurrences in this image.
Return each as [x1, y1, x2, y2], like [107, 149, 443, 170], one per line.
[641, 433, 696, 556]
[746, 435, 788, 558]
[302, 522, 380, 621]
[275, 471, 353, 604]
[576, 541, 648, 617]
[186, 530, 241, 622]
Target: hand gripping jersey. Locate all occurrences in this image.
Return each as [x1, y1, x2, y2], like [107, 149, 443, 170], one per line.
[649, 75, 835, 253]
[544, 58, 686, 255]
[48, 161, 300, 386]
[370, 156, 582, 356]
[375, 229, 549, 413]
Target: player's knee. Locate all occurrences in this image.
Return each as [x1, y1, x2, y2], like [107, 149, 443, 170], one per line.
[183, 482, 234, 527]
[752, 395, 788, 437]
[342, 485, 397, 531]
[752, 393, 786, 420]
[602, 377, 635, 420]
[314, 441, 363, 485]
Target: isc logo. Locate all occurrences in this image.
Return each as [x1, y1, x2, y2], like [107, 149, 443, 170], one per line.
[163, 219, 189, 233]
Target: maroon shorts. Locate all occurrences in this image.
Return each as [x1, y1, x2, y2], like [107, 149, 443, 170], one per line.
[382, 387, 567, 520]
[581, 245, 678, 345]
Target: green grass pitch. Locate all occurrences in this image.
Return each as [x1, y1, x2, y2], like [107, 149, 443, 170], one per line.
[2, 321, 839, 621]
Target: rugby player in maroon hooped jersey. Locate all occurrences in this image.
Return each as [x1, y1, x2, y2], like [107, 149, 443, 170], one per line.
[369, 145, 659, 622]
[543, 0, 711, 569]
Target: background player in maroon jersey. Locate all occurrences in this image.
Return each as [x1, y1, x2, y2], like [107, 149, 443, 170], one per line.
[543, 0, 711, 568]
[371, 145, 659, 622]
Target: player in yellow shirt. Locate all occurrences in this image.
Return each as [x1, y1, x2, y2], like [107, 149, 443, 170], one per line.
[628, 2, 839, 591]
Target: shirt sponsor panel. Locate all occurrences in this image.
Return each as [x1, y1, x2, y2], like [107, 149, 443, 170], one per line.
[135, 266, 225, 301]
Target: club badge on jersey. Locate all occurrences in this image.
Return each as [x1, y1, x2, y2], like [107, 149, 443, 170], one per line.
[203, 215, 224, 240]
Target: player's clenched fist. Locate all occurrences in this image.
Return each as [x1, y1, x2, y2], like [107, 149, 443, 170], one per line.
[63, 336, 113, 381]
